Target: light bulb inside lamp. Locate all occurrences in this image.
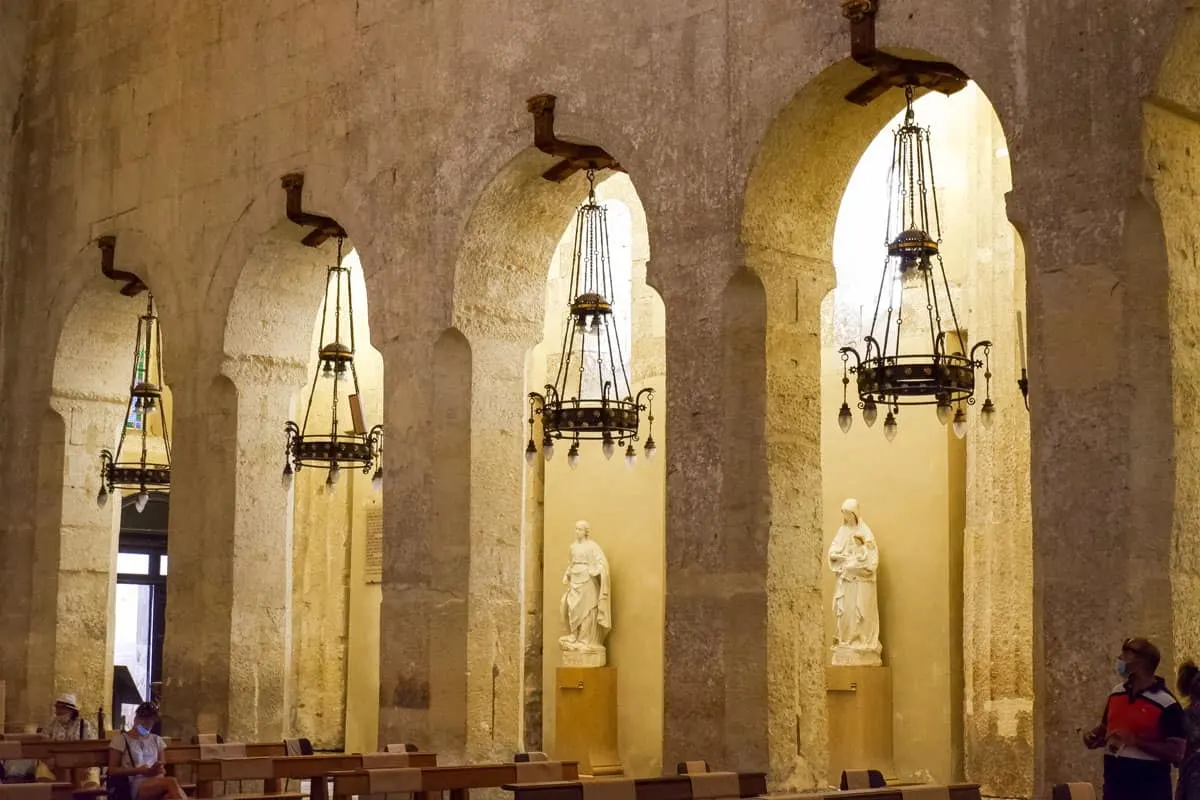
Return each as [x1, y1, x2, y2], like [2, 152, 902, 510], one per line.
[543, 438, 555, 462]
[525, 440, 537, 465]
[935, 398, 952, 426]
[371, 467, 383, 493]
[624, 444, 636, 468]
[952, 408, 968, 439]
[837, 403, 853, 434]
[602, 438, 615, 460]
[863, 399, 879, 428]
[281, 463, 294, 489]
[644, 436, 657, 461]
[328, 464, 341, 487]
[567, 442, 580, 470]
[96, 486, 109, 509]
[883, 411, 898, 442]
[134, 491, 149, 514]
[980, 398, 996, 428]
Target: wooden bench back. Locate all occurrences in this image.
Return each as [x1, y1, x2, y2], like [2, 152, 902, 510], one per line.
[759, 784, 981, 800]
[332, 761, 581, 798]
[501, 771, 768, 800]
[841, 770, 886, 790]
[40, 740, 291, 770]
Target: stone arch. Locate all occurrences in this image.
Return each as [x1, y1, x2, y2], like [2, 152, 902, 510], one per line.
[158, 164, 387, 743]
[738, 54, 1026, 789]
[32, 239, 174, 730]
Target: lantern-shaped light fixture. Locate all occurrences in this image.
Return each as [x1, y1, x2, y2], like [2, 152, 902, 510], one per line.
[526, 169, 656, 468]
[98, 293, 171, 512]
[837, 85, 994, 440]
[282, 237, 383, 490]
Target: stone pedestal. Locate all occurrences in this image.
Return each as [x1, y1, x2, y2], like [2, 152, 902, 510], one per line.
[555, 667, 622, 776]
[826, 666, 893, 786]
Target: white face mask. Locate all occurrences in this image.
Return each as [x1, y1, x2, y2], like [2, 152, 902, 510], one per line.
[1116, 659, 1130, 679]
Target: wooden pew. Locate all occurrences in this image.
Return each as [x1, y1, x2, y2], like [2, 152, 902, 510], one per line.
[501, 772, 767, 800]
[758, 785, 981, 800]
[332, 761, 582, 800]
[194, 753, 437, 800]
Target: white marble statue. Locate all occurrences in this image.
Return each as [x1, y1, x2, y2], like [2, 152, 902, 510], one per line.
[559, 520, 612, 666]
[828, 498, 882, 667]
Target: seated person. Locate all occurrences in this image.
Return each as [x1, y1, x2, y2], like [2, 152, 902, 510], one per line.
[108, 703, 187, 800]
[46, 693, 99, 787]
[3, 692, 94, 784]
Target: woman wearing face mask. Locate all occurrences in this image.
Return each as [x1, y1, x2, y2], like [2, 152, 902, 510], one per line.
[107, 703, 188, 800]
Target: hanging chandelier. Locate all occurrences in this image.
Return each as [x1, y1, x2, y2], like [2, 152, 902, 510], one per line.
[837, 85, 995, 441]
[526, 168, 656, 468]
[282, 236, 384, 490]
[98, 293, 171, 513]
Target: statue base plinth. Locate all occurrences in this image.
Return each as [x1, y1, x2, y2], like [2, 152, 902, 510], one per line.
[826, 665, 893, 786]
[561, 649, 607, 667]
[832, 643, 882, 667]
[555, 666, 623, 776]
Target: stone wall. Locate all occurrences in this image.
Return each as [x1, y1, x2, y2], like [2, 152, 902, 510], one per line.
[0, 1, 1190, 795]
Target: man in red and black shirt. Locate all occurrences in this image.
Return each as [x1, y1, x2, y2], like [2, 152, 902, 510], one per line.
[1083, 637, 1186, 800]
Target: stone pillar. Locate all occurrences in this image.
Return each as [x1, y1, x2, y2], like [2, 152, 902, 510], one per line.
[1013, 187, 1174, 792]
[378, 331, 470, 759]
[750, 248, 832, 788]
[461, 335, 527, 760]
[961, 101, 1033, 798]
[163, 365, 296, 741]
[46, 395, 125, 723]
[222, 359, 302, 741]
[660, 234, 824, 787]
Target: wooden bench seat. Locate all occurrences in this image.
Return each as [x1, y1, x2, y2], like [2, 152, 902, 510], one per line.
[196, 752, 438, 800]
[501, 771, 767, 800]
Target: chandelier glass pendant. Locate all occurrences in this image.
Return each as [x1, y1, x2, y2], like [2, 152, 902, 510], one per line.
[98, 293, 171, 513]
[282, 237, 384, 490]
[526, 169, 656, 469]
[838, 85, 995, 441]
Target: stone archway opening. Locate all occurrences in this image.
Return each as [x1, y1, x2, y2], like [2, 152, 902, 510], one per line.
[212, 217, 384, 749]
[39, 270, 173, 733]
[741, 56, 1029, 793]
[403, 139, 662, 767]
[526, 171, 667, 776]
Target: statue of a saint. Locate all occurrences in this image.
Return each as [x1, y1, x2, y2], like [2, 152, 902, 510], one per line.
[828, 498, 882, 666]
[559, 520, 612, 664]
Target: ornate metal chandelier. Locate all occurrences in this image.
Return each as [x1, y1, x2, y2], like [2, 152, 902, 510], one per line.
[837, 85, 995, 440]
[282, 236, 383, 490]
[526, 168, 656, 468]
[98, 293, 171, 513]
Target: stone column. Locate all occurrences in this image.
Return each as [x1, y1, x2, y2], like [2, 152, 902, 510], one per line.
[1013, 186, 1174, 792]
[660, 232, 824, 787]
[378, 331, 469, 758]
[961, 101, 1033, 798]
[46, 395, 126, 722]
[460, 335, 527, 761]
[222, 359, 303, 741]
[163, 364, 297, 741]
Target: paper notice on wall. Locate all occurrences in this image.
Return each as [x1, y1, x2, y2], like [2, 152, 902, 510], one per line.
[365, 508, 383, 584]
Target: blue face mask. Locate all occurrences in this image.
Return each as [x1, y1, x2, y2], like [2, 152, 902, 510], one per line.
[1116, 659, 1130, 679]
[135, 724, 150, 736]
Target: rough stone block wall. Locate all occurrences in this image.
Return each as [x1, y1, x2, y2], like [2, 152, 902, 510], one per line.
[0, 1, 1192, 796]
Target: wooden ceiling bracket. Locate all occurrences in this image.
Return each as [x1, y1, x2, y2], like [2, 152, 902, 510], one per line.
[98, 236, 148, 297]
[840, 0, 970, 106]
[526, 94, 626, 183]
[281, 173, 347, 248]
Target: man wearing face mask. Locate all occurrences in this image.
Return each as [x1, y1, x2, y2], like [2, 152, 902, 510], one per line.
[1082, 637, 1186, 800]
